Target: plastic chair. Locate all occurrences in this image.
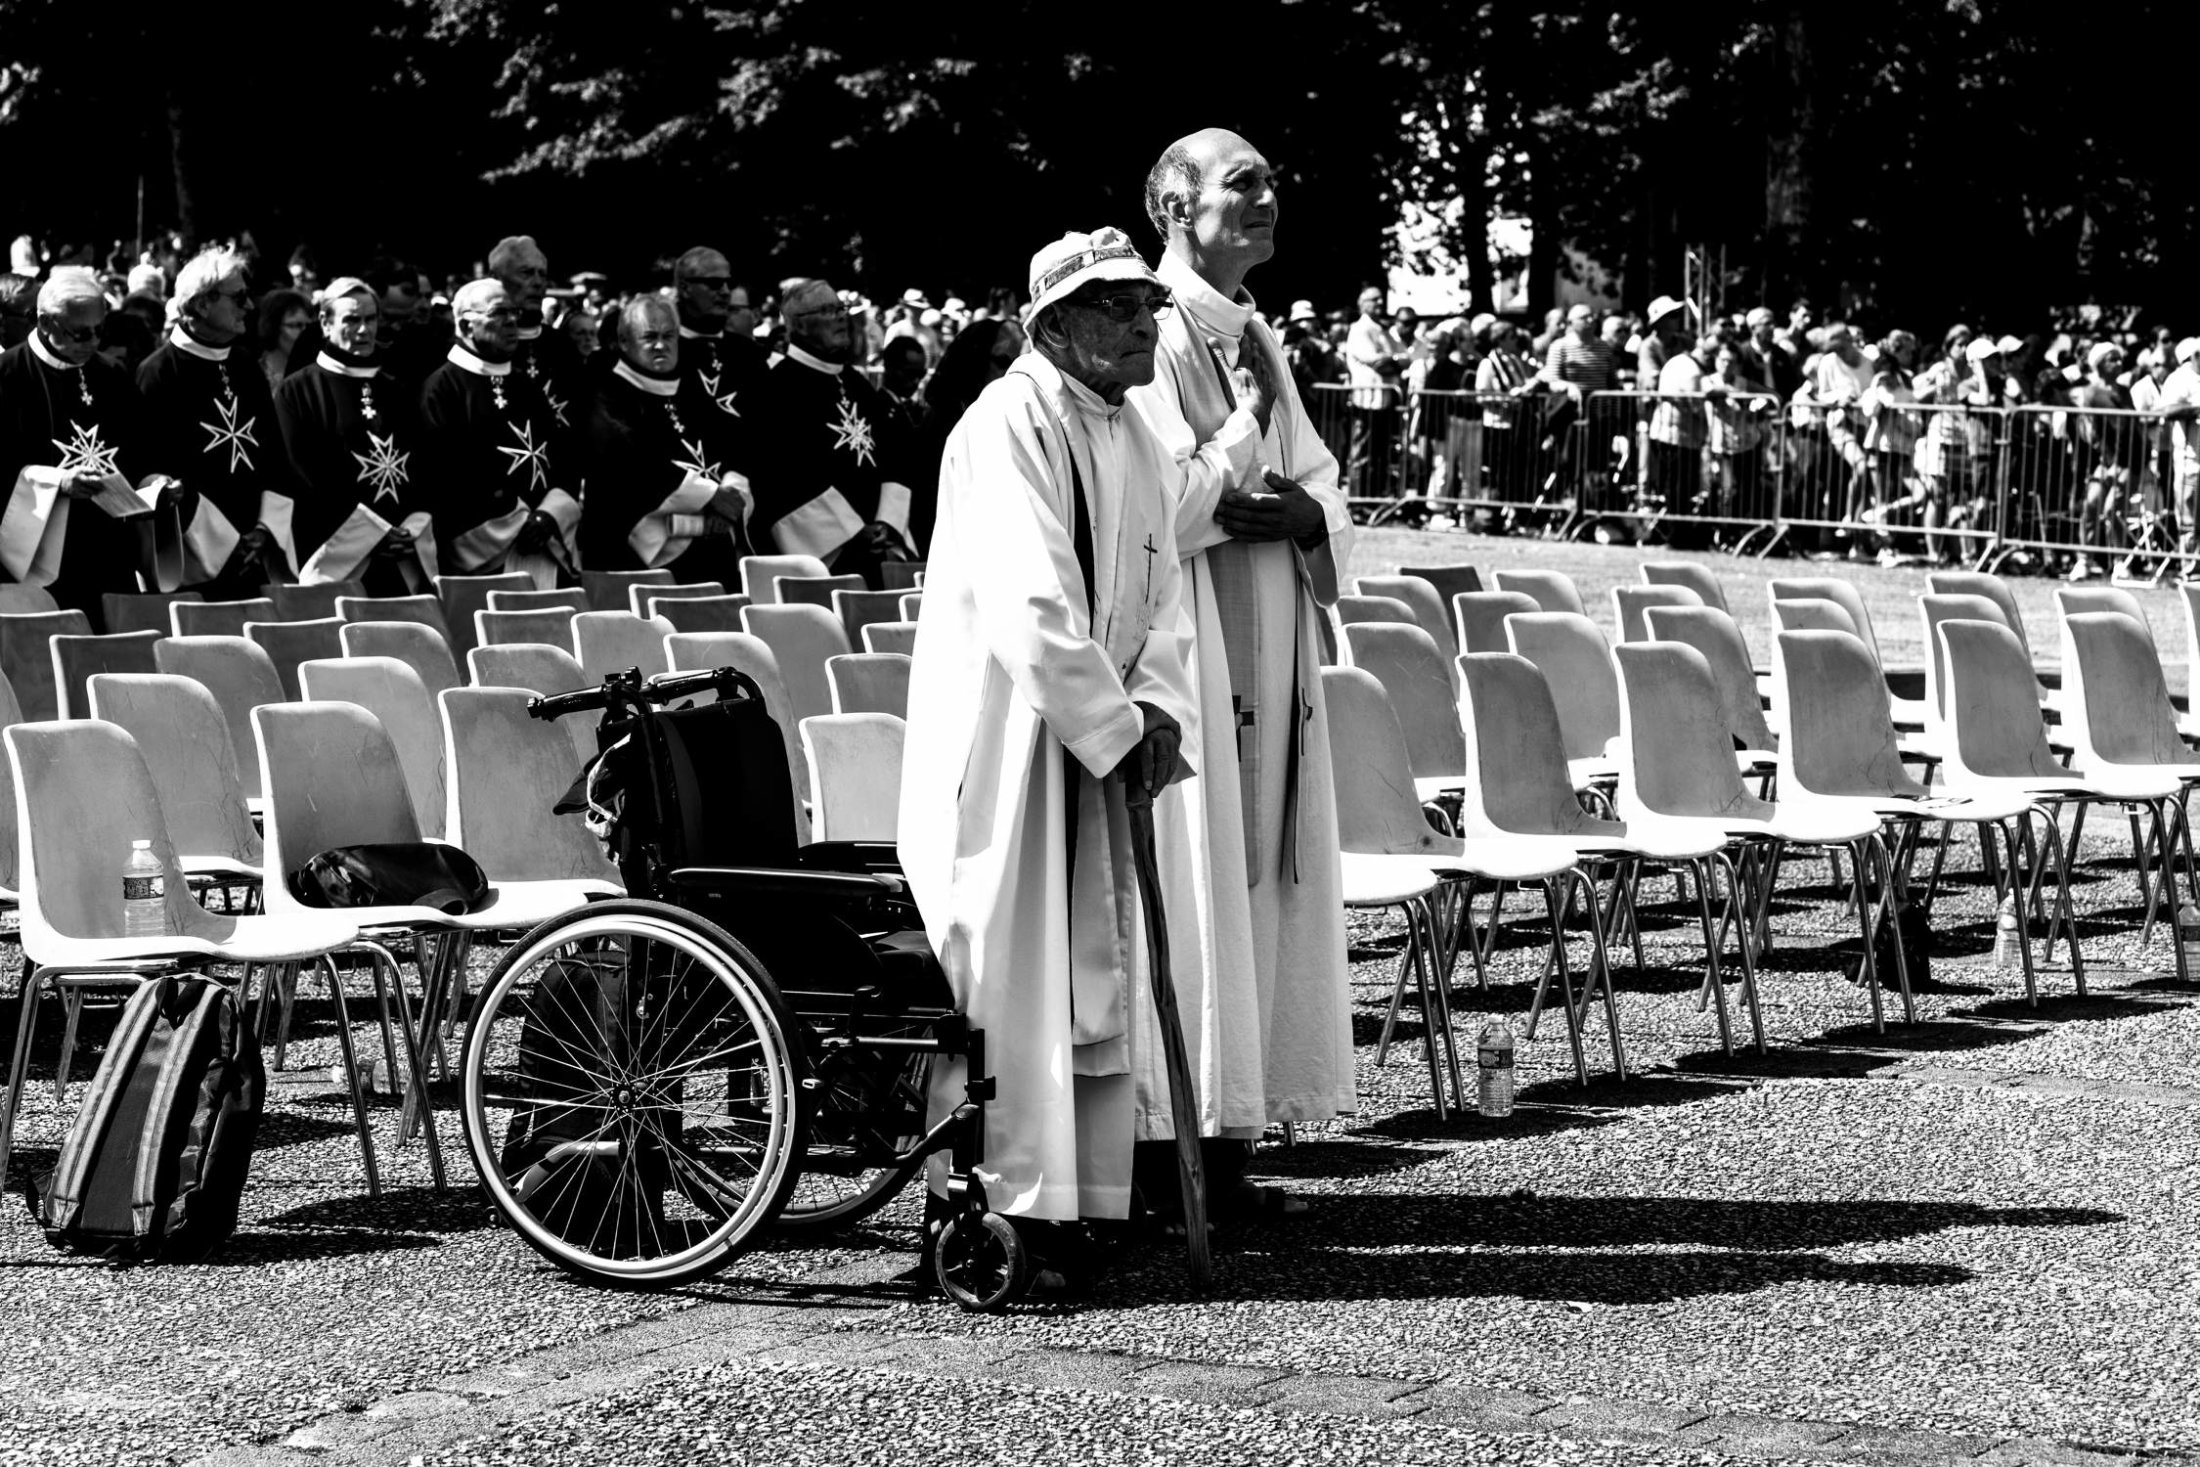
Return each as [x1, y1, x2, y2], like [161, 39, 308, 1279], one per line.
[582, 568, 674, 613]
[1452, 590, 1540, 656]
[86, 675, 264, 885]
[340, 620, 461, 701]
[632, 581, 725, 617]
[574, 611, 675, 683]
[1341, 622, 1461, 800]
[245, 617, 344, 701]
[0, 587, 58, 615]
[299, 656, 449, 839]
[881, 561, 926, 592]
[336, 593, 451, 645]
[439, 687, 622, 891]
[740, 553, 830, 605]
[1504, 612, 1621, 787]
[50, 630, 162, 719]
[173, 597, 275, 638]
[742, 603, 851, 731]
[1611, 584, 1702, 645]
[1641, 562, 1732, 617]
[1927, 569, 2030, 661]
[665, 631, 811, 844]
[1398, 565, 1481, 605]
[0, 720, 371, 1191]
[436, 571, 533, 659]
[2055, 585, 2157, 657]
[654, 594, 751, 635]
[154, 636, 287, 799]
[1769, 577, 1923, 728]
[102, 591, 198, 637]
[0, 670, 25, 903]
[827, 653, 912, 718]
[1643, 605, 1775, 756]
[800, 712, 904, 842]
[1491, 568, 1586, 616]
[1919, 593, 2014, 752]
[489, 587, 589, 614]
[1337, 594, 1417, 629]
[0, 610, 92, 722]
[862, 621, 917, 656]
[466, 643, 594, 767]
[833, 588, 908, 652]
[475, 607, 577, 650]
[898, 592, 924, 621]
[778, 574, 866, 611]
[264, 580, 363, 621]
[1354, 576, 1457, 666]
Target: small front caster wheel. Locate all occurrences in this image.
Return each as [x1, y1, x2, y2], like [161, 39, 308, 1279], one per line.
[934, 1210, 1029, 1311]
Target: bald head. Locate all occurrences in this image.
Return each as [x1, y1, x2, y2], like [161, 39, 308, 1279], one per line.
[673, 246, 735, 334]
[1146, 128, 1277, 292]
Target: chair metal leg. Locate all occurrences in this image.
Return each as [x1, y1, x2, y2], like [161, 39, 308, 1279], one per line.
[365, 941, 446, 1189]
[1375, 910, 1413, 1066]
[1404, 901, 1449, 1121]
[1869, 832, 1918, 1024]
[1541, 878, 1589, 1085]
[316, 955, 381, 1198]
[53, 988, 83, 1101]
[2003, 819, 2041, 1007]
[1847, 839, 1886, 1034]
[1713, 851, 1767, 1054]
[1570, 868, 1627, 1080]
[0, 969, 44, 1186]
[2038, 810, 2087, 997]
[1688, 857, 1735, 1056]
[1414, 898, 1467, 1112]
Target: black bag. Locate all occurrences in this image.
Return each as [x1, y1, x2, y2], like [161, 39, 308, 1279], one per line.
[1845, 902, 1931, 991]
[37, 975, 265, 1262]
[287, 842, 490, 914]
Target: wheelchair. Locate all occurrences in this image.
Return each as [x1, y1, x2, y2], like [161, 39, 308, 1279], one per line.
[454, 665, 1032, 1308]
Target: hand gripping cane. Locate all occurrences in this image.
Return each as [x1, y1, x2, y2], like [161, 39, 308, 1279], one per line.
[1122, 779, 1213, 1289]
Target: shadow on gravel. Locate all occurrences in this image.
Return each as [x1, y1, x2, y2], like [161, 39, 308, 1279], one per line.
[208, 1229, 443, 1264]
[257, 1186, 497, 1236]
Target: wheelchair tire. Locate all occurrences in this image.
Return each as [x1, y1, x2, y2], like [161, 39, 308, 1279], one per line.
[775, 1042, 932, 1232]
[934, 1210, 1030, 1312]
[461, 899, 807, 1288]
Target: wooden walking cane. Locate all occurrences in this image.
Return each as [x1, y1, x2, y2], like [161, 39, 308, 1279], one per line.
[1123, 780, 1212, 1289]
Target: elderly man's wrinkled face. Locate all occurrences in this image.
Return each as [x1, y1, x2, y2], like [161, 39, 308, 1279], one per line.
[677, 253, 734, 334]
[40, 294, 106, 367]
[498, 245, 551, 316]
[193, 271, 251, 347]
[1181, 131, 1278, 267]
[1041, 284, 1167, 397]
[323, 293, 380, 356]
[787, 298, 854, 364]
[621, 306, 679, 375]
[460, 283, 521, 363]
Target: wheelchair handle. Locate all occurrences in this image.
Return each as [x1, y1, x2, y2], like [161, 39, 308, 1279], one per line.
[528, 665, 750, 722]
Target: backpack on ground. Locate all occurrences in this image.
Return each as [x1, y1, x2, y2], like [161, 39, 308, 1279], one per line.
[36, 974, 265, 1262]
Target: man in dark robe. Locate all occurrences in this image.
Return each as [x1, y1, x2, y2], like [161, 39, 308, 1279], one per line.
[489, 235, 587, 439]
[748, 277, 917, 586]
[136, 245, 289, 594]
[672, 245, 769, 497]
[575, 296, 750, 576]
[271, 277, 436, 593]
[417, 278, 579, 586]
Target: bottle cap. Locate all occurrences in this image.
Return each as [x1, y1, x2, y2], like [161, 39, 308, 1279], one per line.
[131, 839, 151, 849]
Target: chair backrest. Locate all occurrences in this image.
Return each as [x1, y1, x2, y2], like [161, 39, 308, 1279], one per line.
[172, 597, 275, 638]
[1918, 593, 2009, 734]
[264, 579, 363, 622]
[5, 721, 239, 951]
[1770, 596, 1860, 639]
[833, 588, 909, 651]
[1398, 564, 1482, 604]
[340, 619, 461, 700]
[475, 606, 578, 651]
[1454, 652, 1620, 843]
[800, 712, 904, 842]
[253, 701, 424, 915]
[1340, 622, 1461, 780]
[245, 616, 345, 701]
[862, 620, 918, 656]
[1354, 576, 1456, 665]
[0, 668, 24, 893]
[1934, 618, 2063, 785]
[741, 602, 851, 730]
[467, 642, 594, 765]
[1774, 630, 1928, 802]
[1927, 569, 2029, 660]
[2060, 611, 2189, 771]
[1336, 594, 1417, 629]
[898, 592, 924, 621]
[335, 594, 451, 647]
[740, 553, 831, 605]
[581, 568, 674, 612]
[1768, 578, 1881, 666]
[0, 609, 93, 721]
[155, 635, 287, 799]
[2183, 585, 2200, 703]
[1453, 590, 1540, 655]
[489, 587, 590, 614]
[87, 674, 262, 867]
[632, 581, 725, 617]
[778, 574, 866, 611]
[1643, 605, 1775, 752]
[653, 594, 751, 635]
[1611, 583, 1702, 644]
[1641, 562, 1731, 616]
[1504, 611, 1621, 763]
[574, 610, 675, 683]
[1490, 567, 1586, 616]
[827, 652, 912, 718]
[1612, 641, 1770, 823]
[102, 591, 199, 637]
[1317, 667, 1454, 857]
[436, 571, 533, 658]
[0, 586, 58, 616]
[440, 687, 620, 883]
[298, 656, 448, 838]
[2054, 585, 2155, 657]
[665, 631, 810, 843]
[51, 630, 163, 719]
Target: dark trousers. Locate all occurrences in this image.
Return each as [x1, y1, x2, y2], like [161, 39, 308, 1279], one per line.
[1347, 406, 1397, 499]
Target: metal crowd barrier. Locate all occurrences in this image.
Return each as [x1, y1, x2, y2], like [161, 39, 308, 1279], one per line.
[1991, 403, 2186, 577]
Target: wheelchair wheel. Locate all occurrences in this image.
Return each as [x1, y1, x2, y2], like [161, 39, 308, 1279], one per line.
[461, 900, 806, 1288]
[934, 1210, 1030, 1311]
[775, 1033, 932, 1232]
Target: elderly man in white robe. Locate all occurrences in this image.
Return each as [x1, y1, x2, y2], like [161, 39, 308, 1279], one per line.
[901, 227, 1197, 1281]
[1127, 127, 1355, 1216]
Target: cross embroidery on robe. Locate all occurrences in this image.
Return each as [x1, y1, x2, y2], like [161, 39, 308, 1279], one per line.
[1141, 533, 1158, 605]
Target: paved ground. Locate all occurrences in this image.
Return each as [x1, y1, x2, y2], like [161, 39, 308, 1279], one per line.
[10, 530, 2200, 1466]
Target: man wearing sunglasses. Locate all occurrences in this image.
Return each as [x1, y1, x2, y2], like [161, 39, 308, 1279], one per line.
[900, 225, 1198, 1289]
[1128, 127, 1354, 1225]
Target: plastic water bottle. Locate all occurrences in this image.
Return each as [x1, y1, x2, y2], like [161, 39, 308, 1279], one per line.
[1991, 894, 2021, 968]
[2178, 903, 2200, 980]
[122, 839, 168, 939]
[1477, 1021, 1515, 1119]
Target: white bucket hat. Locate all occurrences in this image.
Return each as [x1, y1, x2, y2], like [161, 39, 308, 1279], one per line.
[1026, 227, 1162, 319]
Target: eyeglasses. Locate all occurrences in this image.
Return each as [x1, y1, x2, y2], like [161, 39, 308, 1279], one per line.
[685, 277, 733, 292]
[1072, 291, 1173, 323]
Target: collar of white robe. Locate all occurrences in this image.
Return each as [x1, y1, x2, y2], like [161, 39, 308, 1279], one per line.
[447, 342, 511, 378]
[169, 323, 231, 362]
[612, 359, 677, 397]
[27, 329, 76, 372]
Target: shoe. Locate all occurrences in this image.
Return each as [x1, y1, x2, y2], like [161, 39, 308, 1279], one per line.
[2065, 559, 2099, 582]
